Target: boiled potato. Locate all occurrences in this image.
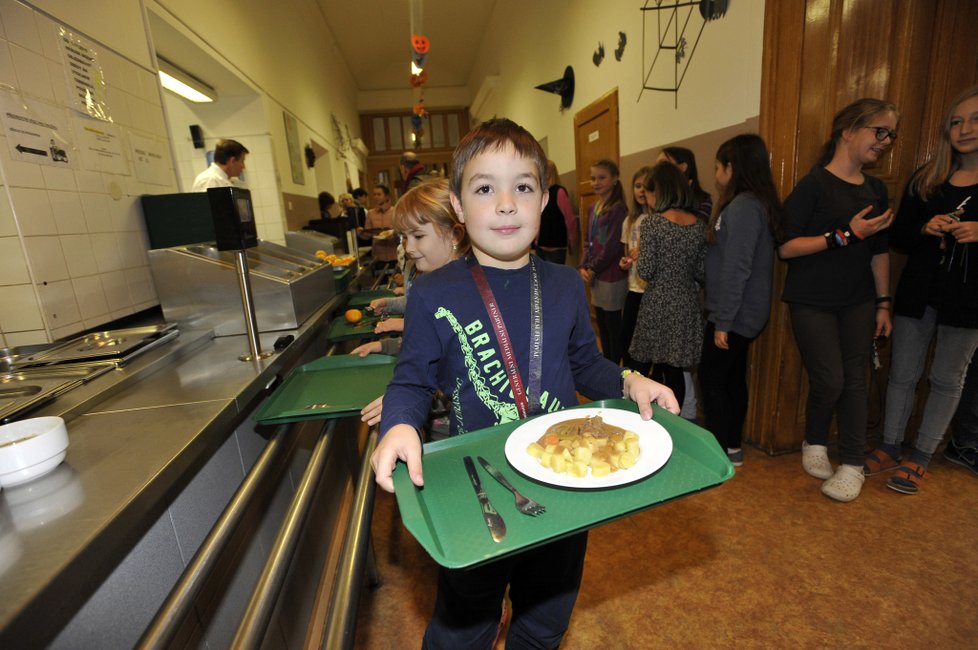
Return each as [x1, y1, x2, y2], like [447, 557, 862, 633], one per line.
[527, 442, 544, 458]
[591, 460, 611, 477]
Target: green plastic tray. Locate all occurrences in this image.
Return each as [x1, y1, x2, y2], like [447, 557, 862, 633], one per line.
[254, 354, 396, 425]
[393, 399, 733, 568]
[346, 289, 397, 308]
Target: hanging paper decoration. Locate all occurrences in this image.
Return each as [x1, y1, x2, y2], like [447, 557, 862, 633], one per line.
[408, 0, 430, 148]
[411, 34, 430, 54]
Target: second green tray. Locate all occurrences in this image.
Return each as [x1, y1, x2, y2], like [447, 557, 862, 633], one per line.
[254, 354, 396, 425]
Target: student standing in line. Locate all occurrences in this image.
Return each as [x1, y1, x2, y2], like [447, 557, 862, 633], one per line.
[779, 98, 898, 502]
[353, 179, 469, 433]
[536, 160, 577, 264]
[628, 161, 707, 406]
[371, 118, 679, 649]
[658, 146, 713, 420]
[579, 160, 629, 363]
[863, 86, 978, 494]
[699, 134, 783, 468]
[620, 166, 654, 372]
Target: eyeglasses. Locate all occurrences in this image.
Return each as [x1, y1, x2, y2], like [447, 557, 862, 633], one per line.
[863, 126, 897, 142]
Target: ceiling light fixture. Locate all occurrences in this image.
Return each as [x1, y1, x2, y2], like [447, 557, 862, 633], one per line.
[157, 57, 216, 103]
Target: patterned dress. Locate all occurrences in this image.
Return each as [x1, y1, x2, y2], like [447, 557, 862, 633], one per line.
[628, 212, 706, 367]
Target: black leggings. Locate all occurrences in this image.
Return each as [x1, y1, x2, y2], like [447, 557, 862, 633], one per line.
[594, 307, 623, 365]
[650, 363, 685, 408]
[700, 322, 752, 450]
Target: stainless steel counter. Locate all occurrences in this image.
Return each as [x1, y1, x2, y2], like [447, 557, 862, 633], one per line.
[0, 287, 352, 645]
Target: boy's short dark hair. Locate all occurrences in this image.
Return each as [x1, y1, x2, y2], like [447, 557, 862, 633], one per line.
[450, 118, 548, 197]
[214, 139, 249, 164]
[373, 184, 391, 197]
[352, 187, 368, 200]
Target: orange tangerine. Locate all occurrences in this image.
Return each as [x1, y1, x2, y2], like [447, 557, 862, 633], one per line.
[344, 309, 363, 324]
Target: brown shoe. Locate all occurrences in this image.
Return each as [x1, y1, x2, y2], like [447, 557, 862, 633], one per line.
[863, 448, 900, 476]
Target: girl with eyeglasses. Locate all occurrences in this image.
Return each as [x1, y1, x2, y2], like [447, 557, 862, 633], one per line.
[864, 85, 978, 494]
[779, 98, 898, 502]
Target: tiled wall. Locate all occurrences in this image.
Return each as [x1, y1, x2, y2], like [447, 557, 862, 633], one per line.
[0, 0, 176, 346]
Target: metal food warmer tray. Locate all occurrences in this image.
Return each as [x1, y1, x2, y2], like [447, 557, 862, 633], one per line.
[148, 241, 337, 337]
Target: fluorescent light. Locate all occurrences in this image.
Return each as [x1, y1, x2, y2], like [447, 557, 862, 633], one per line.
[411, 60, 423, 75]
[157, 58, 216, 103]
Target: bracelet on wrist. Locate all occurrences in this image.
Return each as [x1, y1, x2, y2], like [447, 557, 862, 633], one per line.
[824, 232, 839, 249]
[621, 368, 639, 397]
[875, 295, 893, 305]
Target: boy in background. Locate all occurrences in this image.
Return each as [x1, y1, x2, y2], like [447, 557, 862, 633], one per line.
[372, 118, 678, 649]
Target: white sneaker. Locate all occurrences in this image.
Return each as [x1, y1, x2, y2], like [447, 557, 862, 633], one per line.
[821, 464, 865, 502]
[802, 441, 833, 479]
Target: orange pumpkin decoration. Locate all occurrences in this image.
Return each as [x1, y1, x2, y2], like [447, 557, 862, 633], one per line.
[412, 103, 427, 116]
[411, 34, 430, 54]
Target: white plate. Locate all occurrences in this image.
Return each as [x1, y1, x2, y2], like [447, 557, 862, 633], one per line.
[504, 408, 673, 489]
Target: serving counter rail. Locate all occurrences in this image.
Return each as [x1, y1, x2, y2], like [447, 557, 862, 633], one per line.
[0, 269, 387, 648]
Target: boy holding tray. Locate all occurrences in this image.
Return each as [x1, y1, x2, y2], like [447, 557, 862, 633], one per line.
[372, 118, 679, 649]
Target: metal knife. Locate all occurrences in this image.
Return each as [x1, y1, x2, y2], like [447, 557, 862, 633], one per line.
[462, 455, 506, 543]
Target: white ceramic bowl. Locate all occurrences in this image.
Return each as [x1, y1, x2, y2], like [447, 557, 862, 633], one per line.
[0, 416, 69, 488]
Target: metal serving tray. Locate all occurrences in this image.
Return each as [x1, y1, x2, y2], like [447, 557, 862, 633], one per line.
[16, 325, 178, 367]
[0, 365, 115, 423]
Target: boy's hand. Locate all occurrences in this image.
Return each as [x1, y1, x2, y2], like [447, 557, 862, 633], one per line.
[360, 394, 384, 425]
[623, 373, 680, 419]
[375, 317, 404, 334]
[370, 424, 423, 492]
[350, 341, 382, 357]
[368, 298, 389, 314]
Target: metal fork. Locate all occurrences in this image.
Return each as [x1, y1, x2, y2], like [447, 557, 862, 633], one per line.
[477, 456, 546, 516]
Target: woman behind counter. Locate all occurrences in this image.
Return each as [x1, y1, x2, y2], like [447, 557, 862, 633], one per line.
[779, 97, 898, 502]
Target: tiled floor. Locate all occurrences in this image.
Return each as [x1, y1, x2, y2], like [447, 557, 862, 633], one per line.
[355, 444, 978, 648]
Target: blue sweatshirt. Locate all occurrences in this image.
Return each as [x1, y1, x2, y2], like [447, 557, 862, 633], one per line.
[379, 256, 623, 437]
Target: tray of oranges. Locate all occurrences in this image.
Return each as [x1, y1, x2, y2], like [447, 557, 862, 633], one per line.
[325, 307, 387, 342]
[314, 250, 357, 269]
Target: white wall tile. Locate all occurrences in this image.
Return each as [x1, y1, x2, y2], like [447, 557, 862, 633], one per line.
[71, 275, 108, 320]
[126, 265, 156, 304]
[105, 86, 131, 127]
[117, 231, 146, 268]
[110, 195, 141, 232]
[47, 59, 68, 106]
[9, 187, 55, 235]
[49, 189, 84, 233]
[0, 234, 29, 284]
[0, 283, 43, 330]
[3, 329, 46, 346]
[9, 43, 53, 100]
[0, 189, 15, 236]
[0, 39, 15, 88]
[36, 278, 79, 330]
[137, 69, 160, 106]
[0, 1, 41, 53]
[91, 232, 121, 272]
[22, 234, 68, 282]
[34, 12, 60, 61]
[41, 164, 76, 191]
[79, 191, 110, 232]
[60, 233, 97, 277]
[126, 95, 150, 129]
[99, 270, 128, 311]
[73, 169, 104, 194]
[0, 136, 44, 188]
[50, 320, 83, 341]
[98, 49, 123, 91]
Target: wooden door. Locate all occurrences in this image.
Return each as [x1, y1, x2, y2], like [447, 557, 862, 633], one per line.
[750, 0, 978, 453]
[573, 89, 620, 265]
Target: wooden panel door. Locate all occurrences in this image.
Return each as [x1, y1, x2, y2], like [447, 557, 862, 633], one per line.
[751, 0, 978, 453]
[573, 89, 620, 265]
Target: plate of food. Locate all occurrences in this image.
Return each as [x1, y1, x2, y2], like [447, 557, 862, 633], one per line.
[503, 407, 673, 489]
